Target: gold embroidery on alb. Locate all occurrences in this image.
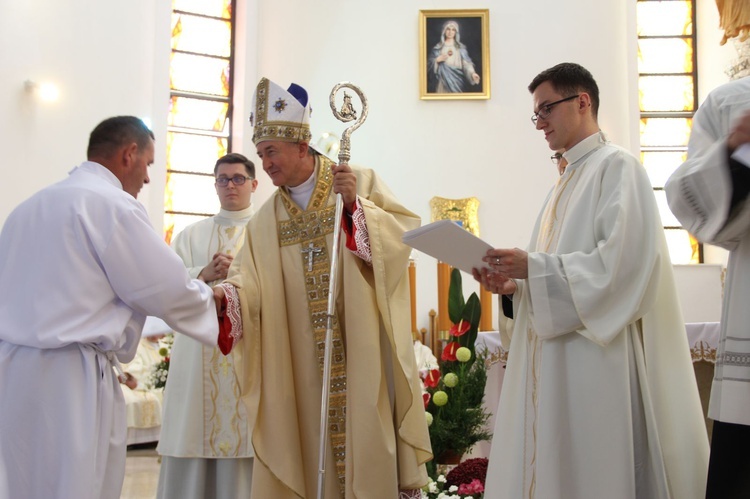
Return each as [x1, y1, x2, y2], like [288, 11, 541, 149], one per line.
[524, 168, 580, 497]
[205, 222, 250, 457]
[538, 169, 577, 253]
[277, 157, 348, 496]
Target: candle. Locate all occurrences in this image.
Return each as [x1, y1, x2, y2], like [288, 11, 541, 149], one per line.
[409, 260, 418, 340]
[437, 261, 451, 334]
[480, 284, 493, 331]
[429, 310, 437, 356]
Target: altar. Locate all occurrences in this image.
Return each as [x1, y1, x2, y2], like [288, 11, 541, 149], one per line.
[466, 322, 720, 458]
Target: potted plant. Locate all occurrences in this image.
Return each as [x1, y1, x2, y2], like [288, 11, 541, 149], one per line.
[422, 268, 492, 477]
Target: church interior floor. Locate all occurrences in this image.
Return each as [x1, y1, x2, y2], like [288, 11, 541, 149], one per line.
[122, 443, 160, 499]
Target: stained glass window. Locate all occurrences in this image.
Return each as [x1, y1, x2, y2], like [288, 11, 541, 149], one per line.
[168, 97, 229, 132]
[641, 151, 687, 188]
[171, 14, 232, 58]
[170, 53, 230, 97]
[638, 39, 693, 74]
[164, 0, 235, 244]
[639, 118, 692, 148]
[639, 76, 694, 112]
[637, 0, 699, 264]
[167, 132, 227, 174]
[173, 0, 231, 19]
[636, 1, 692, 36]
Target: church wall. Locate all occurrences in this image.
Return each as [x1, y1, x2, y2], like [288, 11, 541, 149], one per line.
[243, 0, 640, 330]
[0, 0, 736, 331]
[0, 0, 171, 227]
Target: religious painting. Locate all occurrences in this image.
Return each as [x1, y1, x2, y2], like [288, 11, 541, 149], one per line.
[419, 9, 490, 100]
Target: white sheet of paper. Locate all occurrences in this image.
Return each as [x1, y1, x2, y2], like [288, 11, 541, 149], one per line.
[402, 220, 493, 274]
[732, 143, 750, 168]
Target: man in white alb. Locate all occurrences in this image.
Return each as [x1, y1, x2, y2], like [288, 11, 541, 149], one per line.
[157, 153, 258, 498]
[0, 116, 224, 499]
[665, 74, 750, 499]
[474, 63, 709, 499]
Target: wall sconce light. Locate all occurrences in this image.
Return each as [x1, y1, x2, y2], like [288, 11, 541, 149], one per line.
[24, 80, 60, 103]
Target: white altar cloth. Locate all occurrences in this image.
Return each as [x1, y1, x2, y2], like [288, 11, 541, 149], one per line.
[686, 322, 720, 363]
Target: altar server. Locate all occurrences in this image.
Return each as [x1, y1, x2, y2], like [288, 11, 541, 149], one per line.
[475, 63, 709, 499]
[157, 153, 258, 499]
[0, 116, 221, 499]
[666, 75, 750, 499]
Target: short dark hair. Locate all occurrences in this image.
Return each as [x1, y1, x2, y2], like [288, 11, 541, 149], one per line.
[528, 63, 600, 119]
[214, 152, 255, 178]
[87, 116, 154, 159]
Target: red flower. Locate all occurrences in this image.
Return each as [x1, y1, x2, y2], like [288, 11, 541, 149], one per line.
[422, 392, 430, 409]
[458, 479, 484, 495]
[449, 319, 471, 337]
[424, 369, 441, 388]
[441, 342, 458, 362]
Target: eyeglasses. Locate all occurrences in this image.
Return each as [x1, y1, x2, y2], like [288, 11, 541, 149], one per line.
[531, 94, 580, 125]
[216, 175, 253, 187]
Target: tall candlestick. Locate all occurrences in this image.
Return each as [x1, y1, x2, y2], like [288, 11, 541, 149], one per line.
[480, 284, 493, 331]
[408, 260, 418, 340]
[429, 310, 437, 357]
[436, 262, 446, 336]
[437, 261, 451, 335]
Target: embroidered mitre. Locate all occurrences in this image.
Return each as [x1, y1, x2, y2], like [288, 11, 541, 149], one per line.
[250, 77, 313, 145]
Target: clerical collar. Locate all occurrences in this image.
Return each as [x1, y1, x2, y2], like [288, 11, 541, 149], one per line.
[287, 162, 318, 209]
[562, 131, 607, 170]
[216, 204, 254, 223]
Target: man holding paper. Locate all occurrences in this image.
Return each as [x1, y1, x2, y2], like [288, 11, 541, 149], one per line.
[665, 75, 750, 498]
[473, 62, 708, 499]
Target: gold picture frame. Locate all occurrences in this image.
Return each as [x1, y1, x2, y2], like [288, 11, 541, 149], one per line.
[419, 9, 491, 100]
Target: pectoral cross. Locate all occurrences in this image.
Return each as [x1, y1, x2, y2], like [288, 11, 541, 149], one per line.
[301, 242, 323, 272]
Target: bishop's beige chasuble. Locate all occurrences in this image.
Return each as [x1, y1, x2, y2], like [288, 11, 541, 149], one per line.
[226, 156, 432, 498]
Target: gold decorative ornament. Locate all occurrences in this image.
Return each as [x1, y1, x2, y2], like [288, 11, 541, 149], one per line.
[429, 196, 480, 236]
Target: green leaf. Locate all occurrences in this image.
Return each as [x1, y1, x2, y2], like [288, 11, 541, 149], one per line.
[463, 292, 481, 354]
[462, 292, 481, 328]
[448, 268, 465, 324]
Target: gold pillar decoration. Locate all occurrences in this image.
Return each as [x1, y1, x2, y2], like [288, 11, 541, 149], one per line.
[429, 196, 480, 236]
[430, 196, 481, 341]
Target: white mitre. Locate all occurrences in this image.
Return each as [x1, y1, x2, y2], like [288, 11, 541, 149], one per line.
[249, 77, 313, 145]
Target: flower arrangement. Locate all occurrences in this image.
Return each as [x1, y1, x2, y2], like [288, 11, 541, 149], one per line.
[148, 333, 173, 389]
[422, 268, 492, 476]
[422, 457, 489, 499]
